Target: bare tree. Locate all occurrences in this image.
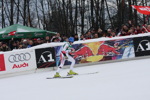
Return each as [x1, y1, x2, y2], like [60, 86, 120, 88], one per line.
[10, 0, 14, 25]
[1, 0, 5, 28]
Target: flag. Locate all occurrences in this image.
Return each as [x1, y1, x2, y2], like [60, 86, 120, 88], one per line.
[8, 31, 16, 36]
[131, 5, 150, 15]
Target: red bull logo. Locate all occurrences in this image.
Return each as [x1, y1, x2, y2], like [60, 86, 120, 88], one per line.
[74, 46, 93, 59]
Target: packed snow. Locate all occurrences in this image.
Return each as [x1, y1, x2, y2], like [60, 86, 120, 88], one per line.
[0, 58, 150, 100]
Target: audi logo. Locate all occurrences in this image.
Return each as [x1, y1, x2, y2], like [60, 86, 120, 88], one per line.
[8, 53, 31, 63]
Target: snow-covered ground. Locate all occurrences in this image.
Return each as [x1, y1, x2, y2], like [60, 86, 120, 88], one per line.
[0, 58, 150, 100]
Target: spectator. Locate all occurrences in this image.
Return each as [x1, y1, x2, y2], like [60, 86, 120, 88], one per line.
[118, 25, 129, 36]
[10, 42, 18, 50]
[37, 38, 42, 45]
[110, 31, 116, 38]
[51, 33, 61, 42]
[135, 25, 142, 34]
[22, 39, 28, 48]
[33, 38, 38, 46]
[0, 42, 2, 51]
[63, 37, 69, 42]
[0, 42, 2, 47]
[61, 36, 67, 42]
[45, 36, 51, 43]
[53, 38, 60, 42]
[93, 33, 99, 39]
[85, 31, 93, 39]
[147, 25, 150, 32]
[128, 29, 134, 35]
[79, 34, 86, 40]
[97, 28, 103, 38]
[1, 20, 150, 52]
[56, 33, 62, 42]
[40, 38, 45, 44]
[106, 29, 112, 37]
[142, 24, 148, 33]
[16, 41, 20, 48]
[18, 43, 24, 49]
[74, 34, 79, 41]
[27, 40, 34, 48]
[0, 42, 11, 52]
[102, 30, 108, 37]
[127, 20, 134, 29]
[9, 38, 15, 49]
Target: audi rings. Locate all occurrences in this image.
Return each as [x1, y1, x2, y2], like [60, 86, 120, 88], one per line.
[8, 53, 31, 63]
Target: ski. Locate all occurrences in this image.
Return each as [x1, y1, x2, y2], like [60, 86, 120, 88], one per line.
[46, 76, 73, 79]
[67, 71, 99, 76]
[79, 71, 99, 75]
[47, 72, 99, 79]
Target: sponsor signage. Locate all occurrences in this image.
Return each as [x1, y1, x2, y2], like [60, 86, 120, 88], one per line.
[34, 32, 43, 36]
[0, 54, 6, 71]
[2, 34, 11, 38]
[35, 47, 56, 68]
[133, 36, 150, 57]
[55, 39, 135, 65]
[4, 50, 36, 72]
[15, 33, 24, 37]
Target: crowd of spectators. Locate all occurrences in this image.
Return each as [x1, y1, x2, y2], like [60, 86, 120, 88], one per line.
[0, 20, 150, 52]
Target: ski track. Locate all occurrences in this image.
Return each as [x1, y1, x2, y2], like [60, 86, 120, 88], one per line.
[0, 58, 150, 100]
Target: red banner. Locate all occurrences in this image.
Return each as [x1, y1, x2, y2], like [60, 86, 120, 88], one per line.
[0, 54, 6, 71]
[131, 5, 150, 15]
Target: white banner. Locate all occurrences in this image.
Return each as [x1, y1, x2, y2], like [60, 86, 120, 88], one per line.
[4, 49, 36, 73]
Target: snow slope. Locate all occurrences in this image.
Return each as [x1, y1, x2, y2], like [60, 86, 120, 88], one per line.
[0, 58, 150, 100]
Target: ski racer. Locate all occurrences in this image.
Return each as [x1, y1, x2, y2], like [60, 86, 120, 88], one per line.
[53, 37, 78, 78]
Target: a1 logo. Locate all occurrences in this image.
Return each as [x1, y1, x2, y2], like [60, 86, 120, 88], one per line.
[38, 51, 54, 63]
[136, 40, 150, 52]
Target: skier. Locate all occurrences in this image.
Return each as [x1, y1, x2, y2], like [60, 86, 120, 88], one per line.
[54, 37, 78, 78]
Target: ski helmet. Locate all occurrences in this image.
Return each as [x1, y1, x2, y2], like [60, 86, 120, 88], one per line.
[68, 37, 74, 42]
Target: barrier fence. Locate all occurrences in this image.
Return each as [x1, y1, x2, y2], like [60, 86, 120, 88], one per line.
[0, 33, 150, 76]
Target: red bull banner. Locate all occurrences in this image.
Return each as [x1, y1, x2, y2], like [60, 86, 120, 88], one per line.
[55, 38, 135, 65]
[131, 5, 150, 15]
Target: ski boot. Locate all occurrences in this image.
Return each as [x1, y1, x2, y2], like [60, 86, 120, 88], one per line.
[68, 70, 78, 75]
[53, 72, 61, 78]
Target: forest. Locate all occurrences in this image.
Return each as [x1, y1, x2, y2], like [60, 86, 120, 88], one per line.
[0, 0, 150, 36]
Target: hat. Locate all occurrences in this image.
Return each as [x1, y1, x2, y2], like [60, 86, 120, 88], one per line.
[68, 37, 74, 42]
[23, 39, 27, 42]
[37, 38, 41, 41]
[33, 38, 37, 41]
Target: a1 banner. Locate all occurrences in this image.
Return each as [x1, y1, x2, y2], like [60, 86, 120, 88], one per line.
[35, 47, 56, 68]
[133, 36, 150, 57]
[0, 54, 6, 71]
[4, 49, 37, 72]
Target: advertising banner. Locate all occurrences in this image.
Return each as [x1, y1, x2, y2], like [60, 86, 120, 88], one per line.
[0, 54, 6, 71]
[133, 36, 150, 57]
[4, 49, 36, 73]
[35, 47, 56, 68]
[55, 38, 135, 65]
